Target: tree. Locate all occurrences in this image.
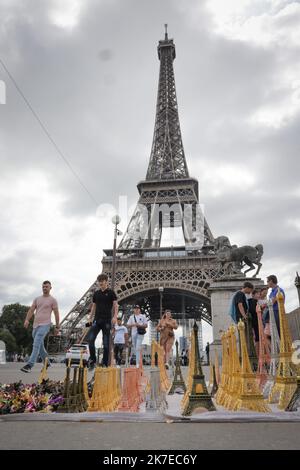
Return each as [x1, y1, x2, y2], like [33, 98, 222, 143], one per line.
[0, 329, 17, 353]
[0, 303, 32, 354]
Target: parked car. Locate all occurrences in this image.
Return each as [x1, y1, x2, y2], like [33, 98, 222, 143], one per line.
[65, 343, 90, 366]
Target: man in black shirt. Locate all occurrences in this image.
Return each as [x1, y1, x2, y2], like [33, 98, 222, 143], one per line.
[247, 288, 260, 357]
[87, 273, 118, 369]
[233, 281, 254, 322]
[233, 281, 258, 369]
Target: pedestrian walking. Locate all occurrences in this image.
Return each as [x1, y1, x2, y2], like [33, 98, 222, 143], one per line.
[205, 342, 210, 365]
[86, 273, 118, 370]
[21, 280, 60, 373]
[156, 309, 178, 367]
[127, 305, 148, 368]
[113, 318, 128, 366]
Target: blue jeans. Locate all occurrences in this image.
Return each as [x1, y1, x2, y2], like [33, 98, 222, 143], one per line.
[28, 324, 51, 367]
[131, 333, 144, 367]
[88, 320, 111, 366]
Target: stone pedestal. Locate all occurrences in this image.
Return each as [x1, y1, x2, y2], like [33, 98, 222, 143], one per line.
[209, 275, 264, 363]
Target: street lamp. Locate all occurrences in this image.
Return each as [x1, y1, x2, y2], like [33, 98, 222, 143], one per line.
[111, 215, 122, 291]
[109, 215, 122, 367]
[158, 286, 164, 319]
[157, 286, 164, 341]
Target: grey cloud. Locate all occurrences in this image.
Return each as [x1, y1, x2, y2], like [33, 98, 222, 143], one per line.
[0, 249, 37, 306]
[0, 0, 299, 312]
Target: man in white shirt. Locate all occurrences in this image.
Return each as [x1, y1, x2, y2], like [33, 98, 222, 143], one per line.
[127, 305, 148, 368]
[113, 318, 128, 366]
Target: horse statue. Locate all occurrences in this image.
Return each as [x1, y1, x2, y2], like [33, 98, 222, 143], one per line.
[214, 236, 263, 277]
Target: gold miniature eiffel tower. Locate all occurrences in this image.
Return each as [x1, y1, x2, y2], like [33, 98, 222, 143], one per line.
[181, 332, 194, 412]
[168, 340, 186, 394]
[181, 322, 216, 416]
[215, 332, 228, 406]
[38, 357, 48, 384]
[232, 320, 271, 412]
[268, 290, 297, 409]
[225, 325, 241, 410]
[245, 315, 258, 372]
[78, 351, 88, 411]
[151, 341, 170, 392]
[223, 328, 234, 409]
[215, 351, 221, 385]
[256, 304, 271, 389]
[210, 365, 218, 397]
[215, 331, 231, 407]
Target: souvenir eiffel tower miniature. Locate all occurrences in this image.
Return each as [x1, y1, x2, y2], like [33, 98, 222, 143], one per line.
[57, 359, 81, 413]
[57, 360, 72, 413]
[181, 332, 194, 411]
[245, 315, 258, 372]
[181, 322, 216, 415]
[268, 290, 297, 409]
[215, 351, 221, 385]
[38, 357, 48, 384]
[146, 352, 168, 412]
[223, 328, 234, 408]
[263, 300, 280, 398]
[168, 340, 186, 395]
[225, 325, 241, 410]
[69, 366, 80, 412]
[232, 320, 270, 412]
[77, 351, 88, 411]
[151, 340, 170, 392]
[285, 375, 300, 412]
[215, 332, 229, 406]
[210, 365, 218, 397]
[256, 304, 271, 389]
[216, 330, 232, 406]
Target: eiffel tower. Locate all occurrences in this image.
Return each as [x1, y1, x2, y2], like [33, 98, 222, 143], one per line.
[50, 27, 230, 353]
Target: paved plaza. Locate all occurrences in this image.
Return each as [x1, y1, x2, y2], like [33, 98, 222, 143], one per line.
[1, 363, 300, 450]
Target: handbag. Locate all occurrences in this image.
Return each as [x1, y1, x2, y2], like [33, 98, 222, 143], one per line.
[134, 315, 146, 335]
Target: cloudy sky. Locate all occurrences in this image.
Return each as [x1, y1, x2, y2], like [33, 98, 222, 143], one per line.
[1, 0, 300, 345]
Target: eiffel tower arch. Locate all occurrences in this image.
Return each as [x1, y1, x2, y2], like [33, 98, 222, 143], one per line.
[50, 27, 263, 354]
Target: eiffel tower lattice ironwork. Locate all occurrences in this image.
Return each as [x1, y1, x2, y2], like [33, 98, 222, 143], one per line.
[50, 27, 235, 353]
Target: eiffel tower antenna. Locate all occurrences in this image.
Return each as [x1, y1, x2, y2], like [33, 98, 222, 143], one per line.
[146, 25, 188, 181]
